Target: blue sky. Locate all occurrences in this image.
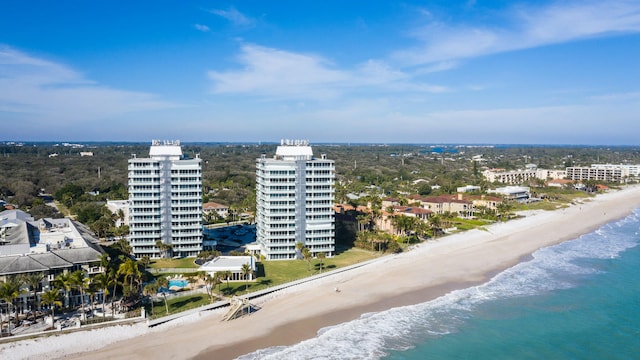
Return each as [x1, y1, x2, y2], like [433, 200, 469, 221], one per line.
[1, 1, 639, 144]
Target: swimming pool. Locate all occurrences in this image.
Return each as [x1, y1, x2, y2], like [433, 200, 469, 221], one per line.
[168, 279, 189, 288]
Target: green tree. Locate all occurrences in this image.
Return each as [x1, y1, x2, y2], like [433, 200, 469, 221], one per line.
[204, 274, 221, 303]
[428, 215, 442, 238]
[53, 272, 74, 308]
[118, 258, 141, 298]
[241, 263, 253, 292]
[0, 277, 23, 335]
[302, 247, 312, 271]
[40, 289, 62, 328]
[143, 282, 159, 316]
[69, 270, 89, 320]
[19, 272, 44, 316]
[156, 277, 170, 315]
[92, 272, 112, 320]
[223, 270, 232, 290]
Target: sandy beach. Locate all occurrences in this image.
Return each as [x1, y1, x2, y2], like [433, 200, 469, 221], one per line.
[5, 186, 640, 360]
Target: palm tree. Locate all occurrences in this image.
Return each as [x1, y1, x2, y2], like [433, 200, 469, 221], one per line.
[143, 282, 159, 317]
[223, 270, 232, 290]
[428, 215, 442, 238]
[204, 274, 220, 303]
[295, 242, 304, 259]
[0, 278, 23, 336]
[40, 288, 62, 328]
[317, 252, 326, 273]
[241, 263, 253, 292]
[302, 247, 312, 271]
[69, 270, 89, 319]
[155, 240, 167, 258]
[496, 201, 513, 221]
[356, 214, 369, 232]
[92, 272, 111, 320]
[118, 258, 141, 297]
[20, 272, 44, 316]
[53, 272, 73, 308]
[139, 256, 151, 273]
[113, 239, 132, 256]
[108, 267, 119, 317]
[214, 273, 225, 295]
[156, 277, 169, 315]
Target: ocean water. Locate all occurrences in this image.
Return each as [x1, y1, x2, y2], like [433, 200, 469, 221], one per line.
[238, 209, 640, 360]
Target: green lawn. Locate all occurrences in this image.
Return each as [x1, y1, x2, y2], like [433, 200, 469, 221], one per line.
[149, 248, 382, 313]
[150, 294, 211, 318]
[148, 257, 199, 269]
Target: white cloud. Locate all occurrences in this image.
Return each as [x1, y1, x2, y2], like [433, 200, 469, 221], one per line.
[396, 0, 640, 65]
[208, 44, 448, 100]
[194, 24, 210, 32]
[208, 45, 348, 99]
[209, 7, 254, 27]
[0, 46, 183, 124]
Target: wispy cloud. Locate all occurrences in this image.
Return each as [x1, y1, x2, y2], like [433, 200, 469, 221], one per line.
[194, 24, 210, 32]
[209, 7, 254, 27]
[590, 91, 640, 102]
[0, 46, 182, 123]
[396, 0, 640, 65]
[208, 44, 447, 100]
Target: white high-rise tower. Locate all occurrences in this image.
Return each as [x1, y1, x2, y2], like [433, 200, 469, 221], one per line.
[128, 140, 202, 258]
[256, 140, 335, 260]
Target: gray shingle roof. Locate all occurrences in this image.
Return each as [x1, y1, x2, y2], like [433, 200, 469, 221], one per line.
[52, 247, 103, 264]
[29, 252, 72, 269]
[0, 256, 49, 275]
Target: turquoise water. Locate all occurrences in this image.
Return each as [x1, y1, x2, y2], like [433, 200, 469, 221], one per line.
[387, 220, 640, 360]
[168, 279, 189, 288]
[238, 209, 640, 360]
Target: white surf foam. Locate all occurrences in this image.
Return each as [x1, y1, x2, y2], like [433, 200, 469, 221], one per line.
[238, 210, 640, 360]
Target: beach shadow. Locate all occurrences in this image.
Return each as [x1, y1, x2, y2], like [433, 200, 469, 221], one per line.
[170, 296, 204, 309]
[257, 279, 272, 286]
[255, 263, 266, 277]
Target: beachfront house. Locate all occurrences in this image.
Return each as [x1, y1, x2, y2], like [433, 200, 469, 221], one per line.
[488, 186, 531, 201]
[198, 256, 256, 281]
[410, 194, 475, 218]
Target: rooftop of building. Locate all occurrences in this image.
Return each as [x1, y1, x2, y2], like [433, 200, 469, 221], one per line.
[199, 255, 255, 272]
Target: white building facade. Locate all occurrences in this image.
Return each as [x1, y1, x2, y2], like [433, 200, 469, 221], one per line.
[256, 140, 335, 260]
[566, 164, 640, 183]
[128, 140, 203, 258]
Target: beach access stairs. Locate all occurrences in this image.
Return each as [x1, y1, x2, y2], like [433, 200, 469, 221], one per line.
[221, 297, 259, 321]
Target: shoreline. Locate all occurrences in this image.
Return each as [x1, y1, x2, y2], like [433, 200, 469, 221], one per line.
[7, 186, 640, 360]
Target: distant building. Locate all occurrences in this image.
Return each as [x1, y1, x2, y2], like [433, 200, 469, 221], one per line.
[483, 167, 566, 184]
[411, 194, 474, 218]
[203, 202, 229, 219]
[566, 164, 640, 183]
[106, 200, 130, 227]
[128, 140, 202, 258]
[488, 186, 530, 201]
[255, 140, 335, 260]
[457, 185, 481, 193]
[80, 152, 94, 157]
